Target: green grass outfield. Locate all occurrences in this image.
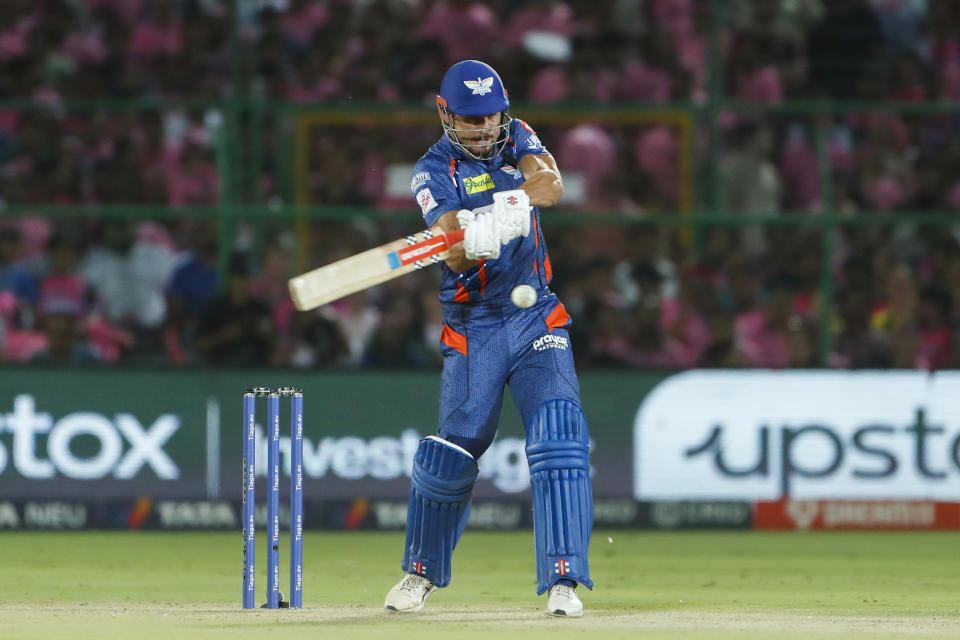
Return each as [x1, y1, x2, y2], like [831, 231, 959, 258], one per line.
[0, 530, 958, 639]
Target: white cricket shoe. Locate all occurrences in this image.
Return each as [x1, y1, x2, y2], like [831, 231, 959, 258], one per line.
[384, 573, 437, 613]
[545, 583, 583, 617]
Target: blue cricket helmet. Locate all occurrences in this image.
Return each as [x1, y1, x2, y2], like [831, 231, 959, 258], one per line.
[436, 60, 512, 159]
[438, 60, 510, 116]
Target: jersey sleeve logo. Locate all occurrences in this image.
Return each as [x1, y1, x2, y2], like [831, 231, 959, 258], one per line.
[464, 76, 493, 95]
[411, 171, 431, 192]
[516, 120, 545, 151]
[416, 187, 438, 217]
[462, 173, 495, 195]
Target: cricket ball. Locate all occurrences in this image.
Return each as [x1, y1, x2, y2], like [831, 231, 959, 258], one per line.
[510, 284, 537, 308]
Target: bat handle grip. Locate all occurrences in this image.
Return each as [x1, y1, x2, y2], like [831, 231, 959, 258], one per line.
[444, 229, 465, 245]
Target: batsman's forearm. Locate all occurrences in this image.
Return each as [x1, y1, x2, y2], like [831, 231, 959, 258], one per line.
[522, 170, 564, 208]
[443, 243, 477, 273]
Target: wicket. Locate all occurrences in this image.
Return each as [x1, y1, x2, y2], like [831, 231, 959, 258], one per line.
[242, 386, 304, 609]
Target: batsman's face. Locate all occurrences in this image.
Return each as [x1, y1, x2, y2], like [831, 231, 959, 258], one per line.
[451, 113, 502, 157]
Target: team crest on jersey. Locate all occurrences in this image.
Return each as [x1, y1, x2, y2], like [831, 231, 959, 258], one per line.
[463, 173, 495, 195]
[464, 76, 493, 96]
[501, 165, 522, 179]
[417, 188, 438, 217]
[533, 334, 569, 351]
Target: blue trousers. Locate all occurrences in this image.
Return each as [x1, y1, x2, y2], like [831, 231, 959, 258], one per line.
[437, 292, 581, 458]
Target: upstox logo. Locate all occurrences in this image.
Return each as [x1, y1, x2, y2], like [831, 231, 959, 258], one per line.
[463, 173, 494, 195]
[634, 371, 960, 501]
[0, 394, 180, 480]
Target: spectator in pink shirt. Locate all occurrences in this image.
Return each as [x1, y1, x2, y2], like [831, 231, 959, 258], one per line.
[555, 124, 615, 209]
[729, 0, 805, 98]
[39, 231, 93, 318]
[281, 0, 329, 52]
[635, 126, 680, 211]
[528, 66, 568, 103]
[618, 61, 673, 102]
[737, 65, 783, 102]
[129, 0, 182, 61]
[61, 0, 108, 68]
[617, 29, 691, 102]
[650, 0, 695, 38]
[0, 0, 36, 62]
[657, 270, 712, 368]
[418, 2, 498, 63]
[733, 283, 798, 368]
[505, 0, 575, 49]
[168, 140, 219, 207]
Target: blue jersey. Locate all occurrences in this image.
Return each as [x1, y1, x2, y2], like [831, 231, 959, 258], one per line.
[411, 119, 554, 305]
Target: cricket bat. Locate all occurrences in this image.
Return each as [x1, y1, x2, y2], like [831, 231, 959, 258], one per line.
[288, 227, 465, 311]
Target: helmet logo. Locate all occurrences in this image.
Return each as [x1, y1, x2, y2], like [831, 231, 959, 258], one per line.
[463, 76, 494, 96]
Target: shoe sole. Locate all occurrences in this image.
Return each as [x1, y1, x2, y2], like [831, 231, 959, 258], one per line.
[546, 609, 583, 618]
[384, 588, 435, 613]
[384, 600, 426, 613]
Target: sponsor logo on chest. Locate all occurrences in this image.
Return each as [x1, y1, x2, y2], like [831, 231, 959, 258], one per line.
[463, 173, 495, 195]
[533, 334, 569, 351]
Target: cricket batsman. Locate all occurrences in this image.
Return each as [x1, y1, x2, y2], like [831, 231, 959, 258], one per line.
[384, 60, 593, 617]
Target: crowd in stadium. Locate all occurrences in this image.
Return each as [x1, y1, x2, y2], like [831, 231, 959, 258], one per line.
[1, 0, 959, 369]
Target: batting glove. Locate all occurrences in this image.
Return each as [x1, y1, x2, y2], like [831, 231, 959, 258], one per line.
[492, 190, 531, 244]
[457, 207, 501, 260]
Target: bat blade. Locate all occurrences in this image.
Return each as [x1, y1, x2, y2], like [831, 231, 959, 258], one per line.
[289, 227, 464, 311]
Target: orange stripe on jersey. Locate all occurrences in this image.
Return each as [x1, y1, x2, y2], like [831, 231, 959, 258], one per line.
[544, 251, 553, 283]
[478, 259, 487, 296]
[531, 215, 542, 276]
[441, 324, 467, 356]
[449, 158, 457, 186]
[544, 302, 570, 332]
[454, 282, 469, 303]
